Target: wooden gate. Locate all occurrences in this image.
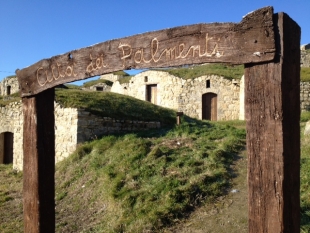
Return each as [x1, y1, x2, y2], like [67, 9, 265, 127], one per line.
[202, 93, 217, 120]
[16, 6, 301, 233]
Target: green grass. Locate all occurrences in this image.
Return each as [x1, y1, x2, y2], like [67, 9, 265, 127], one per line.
[298, 111, 310, 232]
[162, 63, 244, 80]
[55, 119, 246, 232]
[0, 91, 20, 107]
[64, 83, 81, 89]
[301, 120, 310, 232]
[0, 165, 23, 233]
[165, 64, 310, 82]
[301, 111, 310, 122]
[301, 67, 310, 82]
[2, 116, 310, 232]
[55, 89, 176, 125]
[119, 75, 133, 84]
[113, 70, 130, 76]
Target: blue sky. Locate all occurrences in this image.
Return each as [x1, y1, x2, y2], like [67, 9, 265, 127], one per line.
[1, 0, 309, 85]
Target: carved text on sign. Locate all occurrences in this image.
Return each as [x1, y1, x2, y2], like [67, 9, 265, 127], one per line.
[37, 63, 78, 87]
[35, 34, 224, 87]
[86, 54, 107, 73]
[17, 8, 277, 96]
[118, 34, 224, 68]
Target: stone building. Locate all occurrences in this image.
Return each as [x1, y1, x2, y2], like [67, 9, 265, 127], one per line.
[0, 101, 160, 170]
[111, 70, 244, 121]
[82, 82, 112, 92]
[301, 45, 310, 67]
[100, 73, 126, 82]
[1, 43, 310, 170]
[0, 76, 19, 96]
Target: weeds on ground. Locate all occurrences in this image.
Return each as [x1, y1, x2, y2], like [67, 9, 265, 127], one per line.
[55, 119, 246, 232]
[301, 114, 310, 232]
[0, 165, 23, 233]
[301, 67, 310, 82]
[301, 111, 310, 122]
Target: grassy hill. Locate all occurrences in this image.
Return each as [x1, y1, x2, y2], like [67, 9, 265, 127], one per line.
[2, 115, 310, 232]
[1, 65, 310, 232]
[55, 89, 176, 126]
[0, 118, 246, 232]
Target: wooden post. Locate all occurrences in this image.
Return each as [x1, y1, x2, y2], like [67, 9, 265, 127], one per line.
[176, 112, 183, 125]
[245, 12, 300, 232]
[23, 88, 55, 233]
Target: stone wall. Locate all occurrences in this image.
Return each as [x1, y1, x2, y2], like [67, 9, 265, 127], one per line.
[178, 75, 241, 120]
[0, 102, 23, 170]
[82, 82, 112, 92]
[76, 111, 160, 143]
[0, 76, 20, 96]
[1, 101, 160, 170]
[100, 73, 124, 82]
[301, 82, 310, 111]
[111, 70, 242, 120]
[112, 71, 183, 109]
[54, 104, 79, 163]
[87, 83, 111, 92]
[301, 50, 310, 67]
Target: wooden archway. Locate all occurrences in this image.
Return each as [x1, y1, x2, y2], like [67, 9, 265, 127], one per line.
[16, 7, 300, 233]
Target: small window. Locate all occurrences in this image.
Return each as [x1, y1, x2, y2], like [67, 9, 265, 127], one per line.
[206, 80, 211, 88]
[144, 76, 148, 82]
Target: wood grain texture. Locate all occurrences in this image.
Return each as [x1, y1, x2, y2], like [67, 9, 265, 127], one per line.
[245, 12, 300, 233]
[17, 6, 275, 97]
[23, 88, 55, 233]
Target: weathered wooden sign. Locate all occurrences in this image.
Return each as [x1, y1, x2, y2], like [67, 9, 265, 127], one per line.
[16, 6, 301, 233]
[17, 6, 275, 97]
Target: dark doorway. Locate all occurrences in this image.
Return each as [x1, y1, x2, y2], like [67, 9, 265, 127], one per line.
[3, 132, 14, 164]
[6, 86, 11, 95]
[202, 93, 217, 121]
[146, 84, 157, 104]
[96, 86, 103, 91]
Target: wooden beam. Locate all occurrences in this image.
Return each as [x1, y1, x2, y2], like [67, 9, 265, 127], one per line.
[16, 6, 275, 97]
[245, 12, 300, 232]
[23, 88, 55, 233]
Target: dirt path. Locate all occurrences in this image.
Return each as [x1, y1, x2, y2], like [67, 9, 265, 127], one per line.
[165, 151, 248, 233]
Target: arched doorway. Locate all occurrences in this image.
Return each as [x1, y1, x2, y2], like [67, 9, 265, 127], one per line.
[0, 132, 14, 164]
[202, 93, 217, 121]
